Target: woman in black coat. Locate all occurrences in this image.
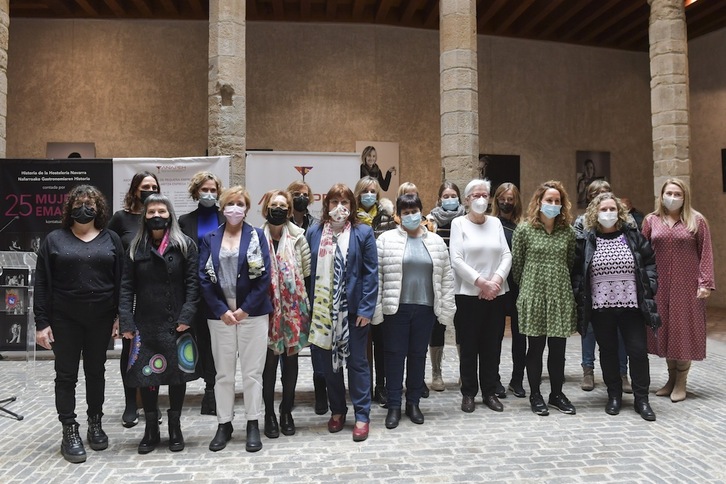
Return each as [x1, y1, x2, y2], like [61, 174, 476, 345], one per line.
[120, 194, 200, 454]
[572, 192, 660, 421]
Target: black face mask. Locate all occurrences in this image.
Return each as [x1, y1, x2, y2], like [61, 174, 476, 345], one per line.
[498, 201, 514, 214]
[267, 207, 289, 226]
[292, 196, 309, 212]
[71, 205, 96, 224]
[147, 216, 170, 231]
[139, 190, 157, 203]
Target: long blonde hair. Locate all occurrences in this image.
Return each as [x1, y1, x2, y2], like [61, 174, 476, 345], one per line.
[491, 182, 523, 224]
[652, 177, 706, 234]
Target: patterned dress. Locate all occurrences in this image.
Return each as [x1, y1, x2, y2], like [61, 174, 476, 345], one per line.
[511, 222, 577, 338]
[641, 215, 714, 360]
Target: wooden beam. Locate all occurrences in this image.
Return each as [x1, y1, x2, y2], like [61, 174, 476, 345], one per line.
[493, 0, 536, 34]
[539, 0, 591, 37]
[375, 0, 393, 22]
[45, 0, 73, 16]
[159, 0, 178, 15]
[423, 0, 438, 29]
[301, 0, 311, 19]
[74, 0, 99, 16]
[599, 12, 644, 46]
[130, 0, 153, 17]
[188, 0, 204, 16]
[688, 11, 726, 38]
[579, 1, 645, 43]
[326, 0, 337, 20]
[477, 0, 507, 31]
[517, 0, 565, 35]
[272, 0, 284, 19]
[352, 0, 366, 18]
[103, 0, 125, 17]
[559, 0, 621, 42]
[401, 0, 422, 24]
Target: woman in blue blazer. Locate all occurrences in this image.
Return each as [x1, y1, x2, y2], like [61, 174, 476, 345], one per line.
[198, 186, 273, 453]
[307, 183, 378, 442]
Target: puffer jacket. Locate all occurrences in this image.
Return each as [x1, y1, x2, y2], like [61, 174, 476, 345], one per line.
[373, 226, 456, 325]
[571, 225, 661, 333]
[263, 221, 312, 279]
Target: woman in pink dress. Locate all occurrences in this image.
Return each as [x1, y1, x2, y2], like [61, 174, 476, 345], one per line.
[641, 178, 714, 402]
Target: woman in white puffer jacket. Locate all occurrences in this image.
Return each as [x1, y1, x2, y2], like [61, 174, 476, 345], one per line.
[373, 194, 456, 429]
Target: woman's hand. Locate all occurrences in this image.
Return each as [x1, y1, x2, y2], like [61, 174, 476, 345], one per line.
[176, 323, 190, 332]
[221, 310, 238, 326]
[475, 277, 500, 300]
[697, 287, 711, 299]
[232, 309, 249, 322]
[111, 318, 120, 339]
[356, 316, 370, 327]
[122, 331, 135, 339]
[36, 327, 54, 350]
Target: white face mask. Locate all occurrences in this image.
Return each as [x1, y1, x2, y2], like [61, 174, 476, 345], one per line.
[663, 195, 684, 212]
[470, 198, 488, 214]
[597, 211, 619, 229]
[328, 204, 350, 228]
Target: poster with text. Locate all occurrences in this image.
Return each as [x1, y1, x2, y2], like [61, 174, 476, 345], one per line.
[355, 141, 400, 201]
[576, 151, 610, 209]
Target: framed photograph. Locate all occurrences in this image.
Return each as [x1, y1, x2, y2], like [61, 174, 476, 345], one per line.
[576, 151, 610, 208]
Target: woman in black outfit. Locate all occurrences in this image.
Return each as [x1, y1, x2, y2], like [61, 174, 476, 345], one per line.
[179, 171, 225, 415]
[107, 171, 160, 427]
[360, 146, 396, 192]
[572, 192, 660, 421]
[35, 185, 123, 464]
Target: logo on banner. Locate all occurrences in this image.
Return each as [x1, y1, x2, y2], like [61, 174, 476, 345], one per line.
[156, 165, 187, 173]
[294, 166, 314, 180]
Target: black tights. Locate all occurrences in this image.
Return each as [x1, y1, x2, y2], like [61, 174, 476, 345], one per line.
[263, 350, 298, 415]
[526, 336, 567, 397]
[140, 384, 186, 413]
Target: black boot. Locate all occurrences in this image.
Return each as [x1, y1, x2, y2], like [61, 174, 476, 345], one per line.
[201, 388, 216, 416]
[61, 422, 86, 464]
[137, 411, 161, 454]
[122, 385, 139, 428]
[280, 413, 295, 436]
[209, 422, 233, 452]
[313, 375, 328, 415]
[246, 420, 262, 453]
[86, 414, 108, 451]
[264, 413, 280, 439]
[167, 410, 184, 452]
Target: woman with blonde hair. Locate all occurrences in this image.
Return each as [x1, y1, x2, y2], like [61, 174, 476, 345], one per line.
[512, 181, 577, 416]
[642, 178, 714, 402]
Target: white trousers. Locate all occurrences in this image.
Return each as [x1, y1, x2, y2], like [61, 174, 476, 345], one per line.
[208, 313, 268, 423]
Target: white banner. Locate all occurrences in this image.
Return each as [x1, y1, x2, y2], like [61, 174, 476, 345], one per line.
[245, 151, 360, 227]
[111, 156, 231, 216]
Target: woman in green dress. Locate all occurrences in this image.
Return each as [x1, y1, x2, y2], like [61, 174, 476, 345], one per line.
[512, 180, 577, 417]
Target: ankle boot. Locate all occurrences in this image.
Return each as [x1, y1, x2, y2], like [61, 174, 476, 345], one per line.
[61, 422, 86, 463]
[670, 360, 691, 402]
[209, 422, 233, 452]
[313, 375, 328, 415]
[245, 420, 262, 453]
[137, 411, 160, 454]
[167, 410, 184, 452]
[430, 346, 445, 391]
[201, 388, 217, 416]
[86, 414, 108, 451]
[122, 384, 139, 428]
[656, 359, 677, 397]
[581, 365, 594, 391]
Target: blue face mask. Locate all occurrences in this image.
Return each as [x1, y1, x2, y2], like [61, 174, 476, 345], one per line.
[401, 212, 422, 231]
[540, 203, 562, 219]
[360, 193, 377, 209]
[441, 198, 459, 211]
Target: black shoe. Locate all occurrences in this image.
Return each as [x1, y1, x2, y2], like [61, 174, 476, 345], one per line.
[245, 420, 262, 453]
[122, 405, 139, 428]
[313, 375, 328, 415]
[264, 414, 279, 439]
[508, 381, 526, 398]
[138, 411, 161, 454]
[548, 393, 576, 415]
[385, 407, 401, 429]
[209, 422, 233, 452]
[495, 382, 507, 399]
[461, 395, 475, 413]
[201, 389, 217, 416]
[374, 385, 389, 407]
[483, 394, 504, 412]
[605, 397, 622, 416]
[61, 422, 87, 464]
[635, 400, 656, 421]
[167, 410, 184, 452]
[421, 383, 430, 399]
[280, 413, 295, 436]
[86, 414, 108, 451]
[405, 403, 424, 424]
[530, 393, 549, 416]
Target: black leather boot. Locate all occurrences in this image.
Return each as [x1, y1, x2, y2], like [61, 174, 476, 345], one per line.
[245, 420, 262, 453]
[167, 410, 184, 452]
[61, 422, 87, 464]
[313, 375, 328, 415]
[137, 411, 161, 454]
[201, 388, 217, 416]
[86, 414, 108, 451]
[209, 422, 233, 452]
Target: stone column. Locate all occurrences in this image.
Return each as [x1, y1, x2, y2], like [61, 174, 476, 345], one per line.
[0, 0, 9, 158]
[440, 0, 478, 191]
[648, 0, 691, 193]
[208, 1, 246, 186]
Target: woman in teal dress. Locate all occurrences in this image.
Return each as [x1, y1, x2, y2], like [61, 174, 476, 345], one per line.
[512, 180, 577, 417]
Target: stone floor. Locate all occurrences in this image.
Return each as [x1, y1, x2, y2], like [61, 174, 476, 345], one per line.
[2, 315, 726, 483]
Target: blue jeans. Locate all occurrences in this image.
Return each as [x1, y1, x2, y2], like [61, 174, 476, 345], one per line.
[581, 324, 629, 375]
[311, 319, 372, 423]
[383, 304, 436, 408]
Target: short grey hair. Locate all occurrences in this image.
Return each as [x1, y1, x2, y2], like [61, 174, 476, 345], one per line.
[464, 179, 491, 198]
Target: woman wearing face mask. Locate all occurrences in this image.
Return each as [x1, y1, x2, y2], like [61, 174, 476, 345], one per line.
[375, 194, 456, 428]
[179, 172, 225, 416]
[572, 193, 660, 421]
[450, 179, 512, 413]
[425, 181, 464, 392]
[259, 189, 311, 439]
[119, 194, 200, 453]
[490, 182, 526, 398]
[307, 183, 378, 442]
[199, 186, 273, 453]
[108, 171, 160, 428]
[642, 178, 714, 403]
[287, 180, 319, 233]
[360, 146, 396, 192]
[512, 180, 577, 416]
[34, 185, 123, 463]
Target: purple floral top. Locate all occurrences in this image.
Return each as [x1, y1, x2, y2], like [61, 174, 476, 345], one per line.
[590, 233, 638, 310]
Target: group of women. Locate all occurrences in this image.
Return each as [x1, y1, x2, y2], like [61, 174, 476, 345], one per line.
[33, 165, 713, 463]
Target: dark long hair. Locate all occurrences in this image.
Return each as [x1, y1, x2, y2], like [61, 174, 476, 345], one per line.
[123, 171, 160, 212]
[61, 185, 110, 229]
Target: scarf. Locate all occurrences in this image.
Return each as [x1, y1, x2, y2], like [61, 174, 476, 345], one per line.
[265, 224, 310, 356]
[310, 222, 351, 371]
[357, 205, 378, 226]
[156, 229, 171, 255]
[246, 227, 265, 279]
[429, 204, 466, 228]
